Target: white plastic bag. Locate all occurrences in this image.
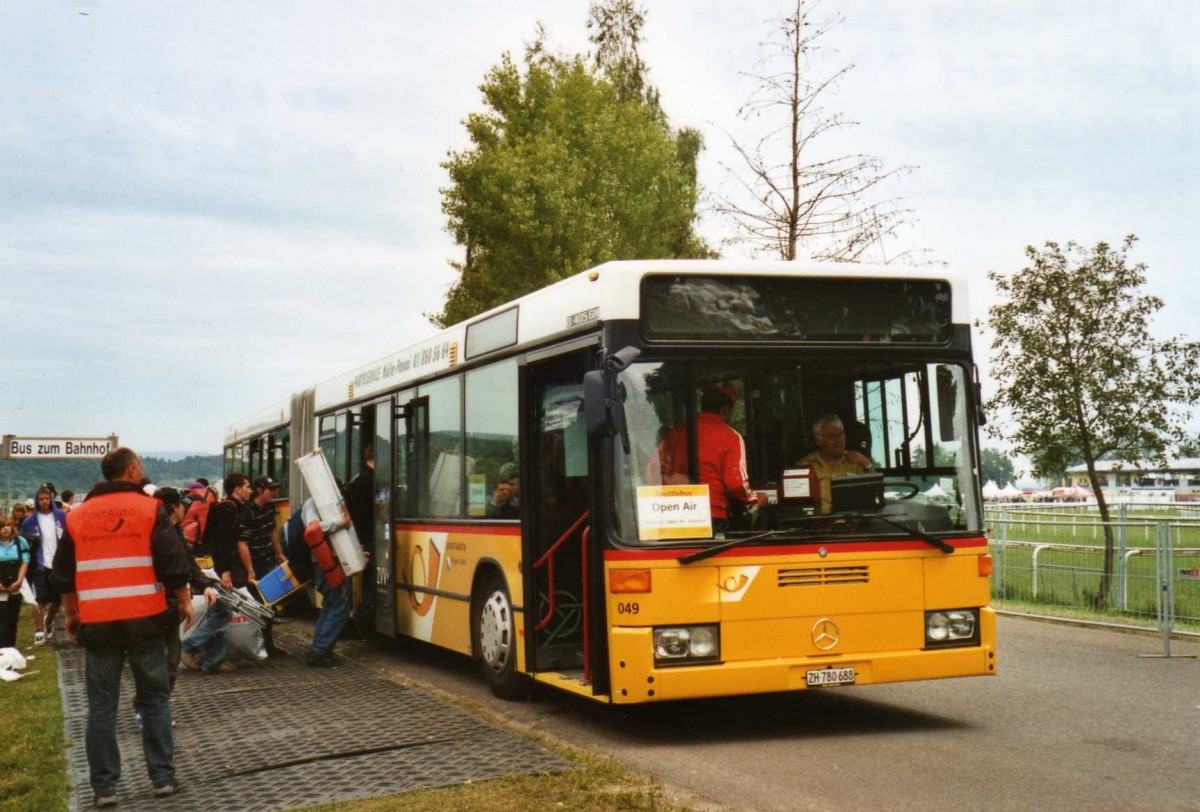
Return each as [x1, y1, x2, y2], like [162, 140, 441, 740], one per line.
[0, 647, 27, 670]
[180, 591, 266, 663]
[225, 611, 267, 663]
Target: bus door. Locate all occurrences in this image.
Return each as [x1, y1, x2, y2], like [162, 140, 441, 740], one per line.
[525, 347, 593, 675]
[372, 398, 396, 637]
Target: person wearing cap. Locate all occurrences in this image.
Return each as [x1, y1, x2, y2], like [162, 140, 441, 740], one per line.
[237, 476, 287, 658]
[650, 383, 765, 534]
[20, 485, 66, 643]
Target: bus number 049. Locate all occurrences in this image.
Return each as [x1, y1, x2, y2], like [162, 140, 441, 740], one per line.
[616, 602, 640, 615]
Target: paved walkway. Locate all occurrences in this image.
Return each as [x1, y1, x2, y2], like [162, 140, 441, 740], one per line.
[57, 630, 569, 811]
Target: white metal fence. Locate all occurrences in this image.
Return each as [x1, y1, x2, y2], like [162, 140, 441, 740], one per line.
[986, 503, 1200, 652]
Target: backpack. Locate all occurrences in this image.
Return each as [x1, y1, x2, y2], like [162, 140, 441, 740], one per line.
[283, 510, 314, 583]
[181, 490, 218, 545]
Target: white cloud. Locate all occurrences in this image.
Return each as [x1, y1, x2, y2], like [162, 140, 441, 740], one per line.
[1, 0, 1196, 456]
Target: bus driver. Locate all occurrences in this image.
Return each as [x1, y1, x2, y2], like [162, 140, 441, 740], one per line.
[796, 414, 876, 513]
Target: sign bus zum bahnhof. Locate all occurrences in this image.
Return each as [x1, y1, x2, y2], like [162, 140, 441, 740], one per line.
[2, 435, 119, 460]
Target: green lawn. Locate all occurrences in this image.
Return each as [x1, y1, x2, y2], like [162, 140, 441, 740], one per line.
[987, 507, 1200, 548]
[0, 603, 69, 812]
[988, 541, 1200, 630]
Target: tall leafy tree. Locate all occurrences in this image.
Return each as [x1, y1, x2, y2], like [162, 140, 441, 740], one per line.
[435, 16, 711, 328]
[983, 236, 1200, 608]
[979, 447, 1016, 487]
[587, 0, 658, 110]
[718, 0, 916, 262]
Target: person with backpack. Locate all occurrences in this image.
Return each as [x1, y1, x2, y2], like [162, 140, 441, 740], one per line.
[180, 483, 218, 567]
[0, 516, 31, 648]
[180, 473, 250, 674]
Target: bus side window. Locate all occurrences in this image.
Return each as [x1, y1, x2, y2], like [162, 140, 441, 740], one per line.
[417, 375, 463, 517]
[393, 390, 413, 518]
[249, 436, 265, 479]
[270, 427, 290, 493]
[319, 415, 337, 477]
[465, 360, 519, 518]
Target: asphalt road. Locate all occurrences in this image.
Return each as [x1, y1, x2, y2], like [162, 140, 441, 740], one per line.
[331, 616, 1199, 811]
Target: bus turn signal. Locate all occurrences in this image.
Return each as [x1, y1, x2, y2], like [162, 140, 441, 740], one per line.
[978, 554, 993, 577]
[610, 569, 652, 593]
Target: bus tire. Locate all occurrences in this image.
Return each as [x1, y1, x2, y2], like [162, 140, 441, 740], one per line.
[474, 572, 528, 699]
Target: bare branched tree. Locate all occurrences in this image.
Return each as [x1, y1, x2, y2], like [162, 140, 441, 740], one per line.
[719, 0, 919, 262]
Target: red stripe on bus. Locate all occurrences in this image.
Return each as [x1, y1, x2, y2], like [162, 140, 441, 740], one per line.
[394, 523, 523, 537]
[603, 537, 989, 560]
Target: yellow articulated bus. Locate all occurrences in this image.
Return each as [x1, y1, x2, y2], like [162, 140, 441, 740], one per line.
[225, 260, 996, 703]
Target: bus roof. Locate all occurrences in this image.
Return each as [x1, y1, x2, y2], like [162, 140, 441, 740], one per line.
[225, 259, 969, 444]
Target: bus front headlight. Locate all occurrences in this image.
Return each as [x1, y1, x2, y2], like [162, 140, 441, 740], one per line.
[653, 625, 720, 666]
[925, 609, 979, 648]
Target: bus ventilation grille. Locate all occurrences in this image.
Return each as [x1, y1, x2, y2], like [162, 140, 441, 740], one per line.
[777, 565, 870, 587]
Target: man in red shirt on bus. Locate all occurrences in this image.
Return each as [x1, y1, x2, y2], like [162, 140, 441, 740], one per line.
[653, 384, 765, 534]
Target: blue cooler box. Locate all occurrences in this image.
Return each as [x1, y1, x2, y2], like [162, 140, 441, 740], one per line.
[255, 562, 310, 606]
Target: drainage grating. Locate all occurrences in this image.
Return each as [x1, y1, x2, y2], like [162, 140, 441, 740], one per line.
[57, 640, 570, 811]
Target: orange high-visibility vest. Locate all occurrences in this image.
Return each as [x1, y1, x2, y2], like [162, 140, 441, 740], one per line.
[66, 491, 166, 624]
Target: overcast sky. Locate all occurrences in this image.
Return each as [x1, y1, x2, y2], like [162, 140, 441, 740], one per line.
[2, 0, 1196, 457]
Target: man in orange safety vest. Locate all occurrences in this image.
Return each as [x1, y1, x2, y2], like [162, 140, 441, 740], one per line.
[54, 447, 194, 808]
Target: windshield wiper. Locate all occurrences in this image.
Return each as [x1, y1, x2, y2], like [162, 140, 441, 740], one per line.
[677, 529, 788, 565]
[676, 512, 953, 564]
[860, 513, 954, 553]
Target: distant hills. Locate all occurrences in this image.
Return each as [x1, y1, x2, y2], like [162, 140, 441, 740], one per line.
[1, 454, 223, 505]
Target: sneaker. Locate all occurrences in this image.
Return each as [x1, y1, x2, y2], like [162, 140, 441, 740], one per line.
[179, 650, 201, 671]
[203, 661, 236, 674]
[94, 790, 118, 808]
[151, 779, 178, 797]
[34, 632, 45, 645]
[45, 627, 56, 642]
[134, 708, 144, 728]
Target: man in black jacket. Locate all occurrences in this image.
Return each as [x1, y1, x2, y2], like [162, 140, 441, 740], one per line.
[54, 448, 193, 807]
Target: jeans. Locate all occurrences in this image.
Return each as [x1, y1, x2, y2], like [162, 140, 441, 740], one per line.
[85, 637, 174, 793]
[181, 598, 231, 670]
[310, 568, 351, 655]
[134, 624, 181, 707]
[0, 593, 22, 648]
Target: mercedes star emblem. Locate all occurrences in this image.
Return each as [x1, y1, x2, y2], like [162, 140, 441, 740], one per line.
[811, 617, 840, 650]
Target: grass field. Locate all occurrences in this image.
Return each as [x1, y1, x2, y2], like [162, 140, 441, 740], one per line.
[987, 506, 1200, 548]
[0, 603, 69, 812]
[986, 506, 1200, 629]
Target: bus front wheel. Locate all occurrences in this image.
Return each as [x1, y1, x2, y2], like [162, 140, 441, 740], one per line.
[474, 572, 527, 699]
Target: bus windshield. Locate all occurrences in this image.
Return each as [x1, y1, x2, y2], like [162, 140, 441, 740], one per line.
[611, 357, 982, 545]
